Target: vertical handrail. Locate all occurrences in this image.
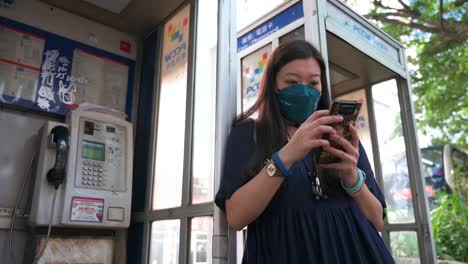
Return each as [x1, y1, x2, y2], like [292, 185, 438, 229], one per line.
[213, 0, 238, 263]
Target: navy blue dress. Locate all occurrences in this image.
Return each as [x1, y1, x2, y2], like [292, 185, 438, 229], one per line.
[215, 119, 394, 264]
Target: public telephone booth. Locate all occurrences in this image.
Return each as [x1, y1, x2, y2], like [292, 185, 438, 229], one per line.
[1, 0, 220, 263]
[0, 0, 436, 263]
[214, 0, 437, 263]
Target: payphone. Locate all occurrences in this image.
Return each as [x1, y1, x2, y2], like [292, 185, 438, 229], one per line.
[29, 110, 133, 229]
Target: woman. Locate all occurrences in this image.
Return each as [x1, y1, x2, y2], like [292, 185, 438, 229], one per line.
[215, 40, 394, 263]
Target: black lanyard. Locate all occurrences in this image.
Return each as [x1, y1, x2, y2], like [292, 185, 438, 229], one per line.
[302, 152, 328, 200]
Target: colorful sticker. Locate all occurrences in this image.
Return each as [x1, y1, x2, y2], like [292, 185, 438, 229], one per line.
[70, 197, 104, 223]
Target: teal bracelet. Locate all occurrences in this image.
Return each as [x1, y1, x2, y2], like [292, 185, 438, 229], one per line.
[341, 168, 366, 194]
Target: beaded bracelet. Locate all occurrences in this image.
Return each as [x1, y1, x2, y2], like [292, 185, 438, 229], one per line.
[341, 168, 366, 194]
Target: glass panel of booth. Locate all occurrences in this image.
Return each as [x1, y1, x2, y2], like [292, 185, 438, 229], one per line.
[190, 217, 213, 264]
[192, 0, 218, 204]
[150, 220, 181, 264]
[241, 44, 272, 112]
[372, 79, 415, 223]
[390, 231, 420, 259]
[237, 0, 292, 31]
[153, 4, 191, 210]
[279, 25, 305, 44]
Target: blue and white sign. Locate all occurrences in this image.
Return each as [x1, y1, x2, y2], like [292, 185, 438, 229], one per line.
[237, 2, 304, 52]
[0, 17, 135, 119]
[327, 4, 400, 64]
[342, 20, 397, 59]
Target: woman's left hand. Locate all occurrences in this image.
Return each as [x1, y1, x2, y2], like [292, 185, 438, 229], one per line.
[319, 124, 360, 187]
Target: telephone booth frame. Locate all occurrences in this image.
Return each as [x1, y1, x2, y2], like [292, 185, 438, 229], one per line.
[214, 1, 437, 263]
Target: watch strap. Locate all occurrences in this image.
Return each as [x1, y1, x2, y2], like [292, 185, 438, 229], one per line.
[273, 152, 292, 177]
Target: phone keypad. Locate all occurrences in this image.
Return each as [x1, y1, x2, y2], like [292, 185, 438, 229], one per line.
[81, 161, 104, 187]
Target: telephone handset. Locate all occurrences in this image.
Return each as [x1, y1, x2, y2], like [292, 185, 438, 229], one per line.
[46, 126, 69, 189]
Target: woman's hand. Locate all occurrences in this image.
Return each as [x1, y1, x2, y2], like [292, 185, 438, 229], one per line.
[319, 124, 385, 230]
[278, 110, 343, 169]
[319, 124, 360, 187]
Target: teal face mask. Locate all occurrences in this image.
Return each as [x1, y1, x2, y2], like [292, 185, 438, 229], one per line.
[276, 84, 321, 124]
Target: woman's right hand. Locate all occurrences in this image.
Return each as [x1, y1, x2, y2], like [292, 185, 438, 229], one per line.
[278, 110, 343, 168]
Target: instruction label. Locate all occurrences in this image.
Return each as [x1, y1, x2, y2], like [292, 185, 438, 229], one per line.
[70, 197, 104, 223]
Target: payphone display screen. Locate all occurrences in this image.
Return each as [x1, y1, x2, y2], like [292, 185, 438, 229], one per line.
[82, 141, 105, 161]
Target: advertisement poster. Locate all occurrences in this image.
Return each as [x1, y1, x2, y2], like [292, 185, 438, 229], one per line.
[70, 197, 104, 223]
[241, 44, 271, 111]
[161, 4, 190, 74]
[152, 4, 190, 210]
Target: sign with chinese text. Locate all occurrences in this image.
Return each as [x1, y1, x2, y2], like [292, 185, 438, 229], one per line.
[237, 2, 303, 52]
[0, 17, 135, 118]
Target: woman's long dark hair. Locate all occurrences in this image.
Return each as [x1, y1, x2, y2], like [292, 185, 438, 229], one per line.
[236, 40, 346, 198]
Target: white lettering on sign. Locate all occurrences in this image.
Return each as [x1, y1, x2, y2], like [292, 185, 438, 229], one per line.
[351, 24, 389, 53]
[36, 50, 88, 111]
[58, 80, 76, 105]
[56, 56, 70, 80]
[268, 22, 273, 29]
[37, 96, 51, 111]
[38, 50, 59, 104]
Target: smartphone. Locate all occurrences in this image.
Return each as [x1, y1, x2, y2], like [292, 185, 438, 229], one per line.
[319, 100, 362, 164]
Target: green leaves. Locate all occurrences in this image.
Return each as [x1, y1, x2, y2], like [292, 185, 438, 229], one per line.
[344, 0, 468, 149]
[413, 41, 468, 148]
[431, 193, 468, 262]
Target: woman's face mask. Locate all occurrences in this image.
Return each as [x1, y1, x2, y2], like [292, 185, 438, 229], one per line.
[276, 84, 321, 124]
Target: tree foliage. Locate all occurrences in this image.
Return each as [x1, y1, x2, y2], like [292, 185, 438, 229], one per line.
[346, 0, 468, 149]
[431, 192, 468, 262]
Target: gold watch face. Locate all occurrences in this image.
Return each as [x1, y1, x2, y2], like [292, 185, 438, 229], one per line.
[266, 162, 277, 177]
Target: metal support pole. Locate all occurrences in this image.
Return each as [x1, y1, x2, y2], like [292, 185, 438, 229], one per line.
[397, 76, 437, 264]
[213, 0, 237, 263]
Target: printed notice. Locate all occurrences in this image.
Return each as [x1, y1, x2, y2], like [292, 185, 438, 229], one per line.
[0, 24, 45, 68]
[70, 197, 104, 223]
[0, 61, 39, 102]
[0, 24, 43, 103]
[71, 49, 128, 112]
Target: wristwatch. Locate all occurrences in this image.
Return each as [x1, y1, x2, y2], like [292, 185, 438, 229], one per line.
[265, 158, 282, 177]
